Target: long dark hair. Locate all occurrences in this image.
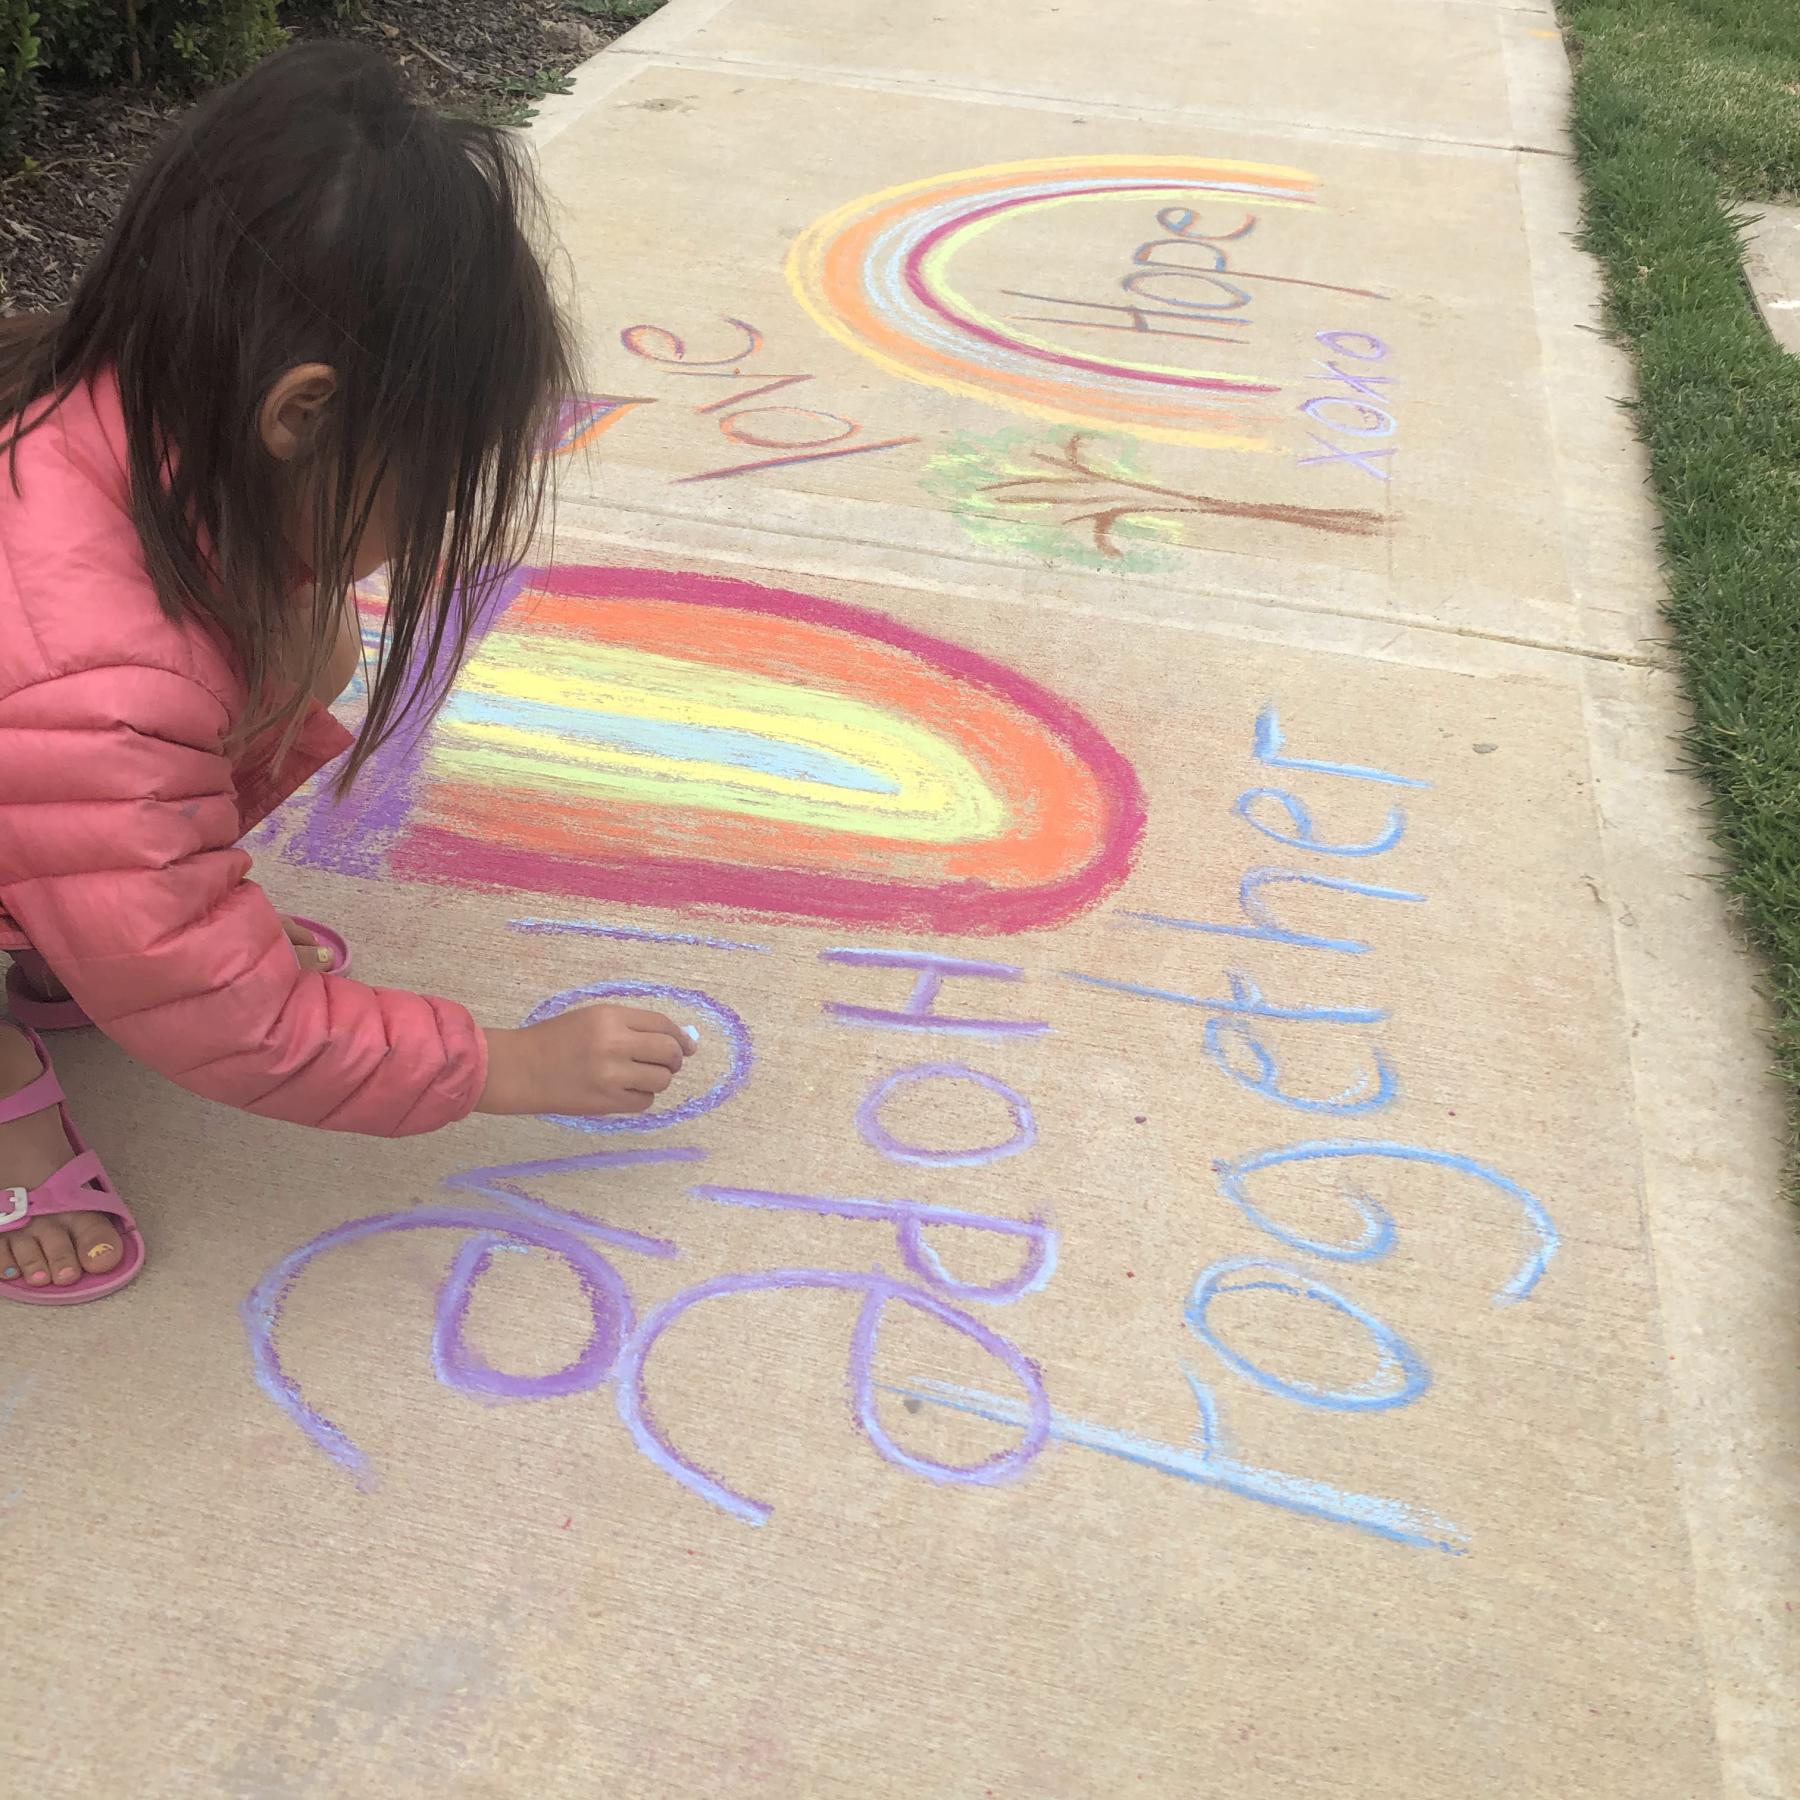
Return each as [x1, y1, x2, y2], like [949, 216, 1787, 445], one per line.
[0, 40, 574, 782]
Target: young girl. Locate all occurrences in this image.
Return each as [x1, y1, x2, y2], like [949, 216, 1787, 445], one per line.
[0, 42, 690, 1303]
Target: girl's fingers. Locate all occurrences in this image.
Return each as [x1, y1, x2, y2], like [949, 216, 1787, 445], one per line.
[609, 1007, 681, 1037]
[631, 1033, 686, 1075]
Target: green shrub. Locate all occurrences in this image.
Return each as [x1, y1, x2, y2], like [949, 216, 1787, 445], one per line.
[31, 1, 126, 81]
[0, 0, 41, 166]
[3, 0, 286, 176]
[35, 0, 283, 93]
[149, 0, 285, 89]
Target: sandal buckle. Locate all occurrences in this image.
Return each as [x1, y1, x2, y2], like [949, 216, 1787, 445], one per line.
[0, 1187, 27, 1228]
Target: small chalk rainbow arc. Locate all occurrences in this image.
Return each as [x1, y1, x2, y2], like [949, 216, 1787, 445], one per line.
[378, 565, 1145, 933]
[786, 155, 1319, 452]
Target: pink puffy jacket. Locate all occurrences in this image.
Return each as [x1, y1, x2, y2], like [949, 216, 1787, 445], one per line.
[0, 374, 487, 1134]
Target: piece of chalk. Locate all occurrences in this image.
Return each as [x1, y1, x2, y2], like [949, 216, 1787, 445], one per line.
[679, 1025, 700, 1053]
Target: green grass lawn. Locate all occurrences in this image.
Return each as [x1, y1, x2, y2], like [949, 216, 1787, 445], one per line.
[1561, 0, 1800, 1111]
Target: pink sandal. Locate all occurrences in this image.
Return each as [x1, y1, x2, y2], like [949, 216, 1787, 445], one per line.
[4, 915, 352, 1032]
[0, 1025, 144, 1306]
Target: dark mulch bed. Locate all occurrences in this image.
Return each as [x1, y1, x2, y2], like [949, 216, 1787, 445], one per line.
[0, 92, 179, 314]
[0, 0, 651, 314]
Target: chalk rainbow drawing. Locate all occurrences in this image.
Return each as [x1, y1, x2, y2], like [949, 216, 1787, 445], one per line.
[786, 155, 1318, 452]
[285, 565, 1145, 933]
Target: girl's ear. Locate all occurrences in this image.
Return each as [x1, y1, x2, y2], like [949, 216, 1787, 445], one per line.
[259, 362, 338, 460]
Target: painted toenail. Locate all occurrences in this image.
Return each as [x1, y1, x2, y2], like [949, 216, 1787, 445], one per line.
[54, 1269, 76, 1284]
[2, 1267, 16, 1280]
[27, 1271, 48, 1284]
[86, 1243, 111, 1261]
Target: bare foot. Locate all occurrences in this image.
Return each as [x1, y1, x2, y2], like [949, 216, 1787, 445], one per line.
[280, 916, 335, 971]
[0, 1021, 121, 1289]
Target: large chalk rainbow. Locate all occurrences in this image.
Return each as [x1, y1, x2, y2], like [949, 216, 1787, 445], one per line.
[288, 565, 1145, 934]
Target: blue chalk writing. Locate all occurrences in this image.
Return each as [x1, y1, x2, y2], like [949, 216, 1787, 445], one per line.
[1186, 1256, 1430, 1413]
[1253, 706, 1428, 789]
[887, 1373, 1466, 1555]
[1061, 967, 1387, 1026]
[1297, 435, 1394, 481]
[1203, 1016, 1399, 1115]
[1212, 1144, 1395, 1262]
[1312, 358, 1396, 404]
[1298, 332, 1400, 481]
[1216, 1140, 1558, 1304]
[1233, 786, 1405, 857]
[1317, 330, 1389, 361]
[1300, 396, 1396, 438]
[1121, 867, 1424, 956]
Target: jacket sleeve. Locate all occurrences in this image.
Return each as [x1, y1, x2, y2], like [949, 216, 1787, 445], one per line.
[0, 665, 488, 1135]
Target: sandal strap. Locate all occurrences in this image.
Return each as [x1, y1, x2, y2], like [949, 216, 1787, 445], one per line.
[0, 1150, 133, 1231]
[0, 1058, 63, 1127]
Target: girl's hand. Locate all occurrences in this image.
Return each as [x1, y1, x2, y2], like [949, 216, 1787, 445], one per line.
[477, 1005, 690, 1118]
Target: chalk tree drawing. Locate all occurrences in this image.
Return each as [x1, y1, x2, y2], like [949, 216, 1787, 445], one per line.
[280, 564, 1145, 934]
[925, 428, 1179, 571]
[926, 428, 1383, 569]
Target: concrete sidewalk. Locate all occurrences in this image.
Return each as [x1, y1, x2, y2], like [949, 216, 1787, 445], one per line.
[8, 2, 1798, 1795]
